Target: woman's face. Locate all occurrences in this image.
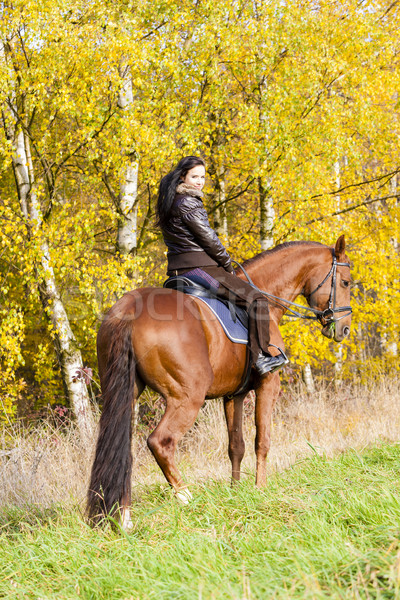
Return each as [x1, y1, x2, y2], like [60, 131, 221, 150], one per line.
[183, 165, 206, 191]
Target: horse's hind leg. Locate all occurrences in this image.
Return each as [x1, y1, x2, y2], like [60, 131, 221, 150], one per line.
[224, 394, 246, 483]
[147, 392, 205, 501]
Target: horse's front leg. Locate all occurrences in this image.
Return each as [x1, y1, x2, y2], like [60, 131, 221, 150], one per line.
[223, 393, 247, 483]
[254, 372, 281, 487]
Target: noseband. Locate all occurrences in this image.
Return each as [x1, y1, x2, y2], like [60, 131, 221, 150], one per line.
[233, 252, 352, 329]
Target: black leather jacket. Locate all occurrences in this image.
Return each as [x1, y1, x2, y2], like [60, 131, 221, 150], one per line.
[161, 189, 234, 273]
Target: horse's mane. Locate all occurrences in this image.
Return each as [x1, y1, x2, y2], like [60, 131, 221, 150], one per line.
[242, 241, 325, 268]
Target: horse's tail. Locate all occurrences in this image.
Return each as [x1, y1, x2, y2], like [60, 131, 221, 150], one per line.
[87, 318, 135, 524]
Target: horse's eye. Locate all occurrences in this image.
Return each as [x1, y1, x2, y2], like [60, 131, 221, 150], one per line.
[341, 280, 350, 288]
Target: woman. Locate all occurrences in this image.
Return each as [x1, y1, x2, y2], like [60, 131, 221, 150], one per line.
[156, 156, 287, 376]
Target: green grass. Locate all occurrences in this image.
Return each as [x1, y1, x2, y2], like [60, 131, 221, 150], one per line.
[1, 444, 400, 599]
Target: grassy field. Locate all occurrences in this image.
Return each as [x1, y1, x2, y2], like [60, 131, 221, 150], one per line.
[2, 376, 400, 509]
[1, 377, 400, 599]
[1, 443, 400, 599]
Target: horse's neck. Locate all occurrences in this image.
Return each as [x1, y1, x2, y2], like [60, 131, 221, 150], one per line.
[242, 245, 331, 309]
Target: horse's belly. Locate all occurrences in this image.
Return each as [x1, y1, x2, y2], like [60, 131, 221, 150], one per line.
[193, 300, 248, 398]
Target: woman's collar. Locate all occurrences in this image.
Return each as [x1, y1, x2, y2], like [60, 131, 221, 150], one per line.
[176, 183, 204, 199]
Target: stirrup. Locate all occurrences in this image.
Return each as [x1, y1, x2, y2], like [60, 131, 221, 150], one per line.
[255, 346, 289, 376]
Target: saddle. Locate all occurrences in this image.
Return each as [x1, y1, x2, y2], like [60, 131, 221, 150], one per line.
[163, 274, 249, 330]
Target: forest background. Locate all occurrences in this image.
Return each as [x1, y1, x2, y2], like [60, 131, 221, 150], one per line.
[0, 0, 399, 428]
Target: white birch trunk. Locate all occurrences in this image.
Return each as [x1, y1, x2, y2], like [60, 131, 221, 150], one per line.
[333, 158, 344, 376]
[12, 128, 30, 220]
[357, 321, 365, 363]
[117, 161, 139, 255]
[10, 125, 93, 438]
[387, 174, 398, 357]
[302, 363, 316, 394]
[387, 339, 398, 358]
[334, 345, 343, 387]
[116, 69, 139, 256]
[214, 167, 228, 240]
[334, 159, 341, 211]
[259, 178, 275, 251]
[39, 244, 94, 438]
[378, 175, 398, 358]
[259, 76, 275, 252]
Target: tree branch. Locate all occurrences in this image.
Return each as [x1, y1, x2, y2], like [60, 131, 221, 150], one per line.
[137, 184, 154, 250]
[208, 177, 255, 214]
[308, 193, 400, 223]
[99, 169, 120, 212]
[138, 20, 168, 41]
[53, 108, 116, 176]
[310, 166, 400, 200]
[277, 193, 399, 242]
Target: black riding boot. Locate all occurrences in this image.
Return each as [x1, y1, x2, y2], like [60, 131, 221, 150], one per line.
[254, 348, 289, 376]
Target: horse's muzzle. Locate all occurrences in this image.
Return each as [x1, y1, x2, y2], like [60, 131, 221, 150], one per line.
[322, 323, 350, 342]
[321, 323, 335, 340]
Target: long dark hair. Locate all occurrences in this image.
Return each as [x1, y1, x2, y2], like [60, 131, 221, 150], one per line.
[156, 156, 205, 228]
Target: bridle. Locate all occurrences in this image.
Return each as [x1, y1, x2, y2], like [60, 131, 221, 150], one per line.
[233, 252, 352, 331]
[234, 253, 352, 330]
[305, 253, 352, 328]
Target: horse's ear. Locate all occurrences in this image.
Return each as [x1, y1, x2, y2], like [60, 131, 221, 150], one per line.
[334, 235, 346, 261]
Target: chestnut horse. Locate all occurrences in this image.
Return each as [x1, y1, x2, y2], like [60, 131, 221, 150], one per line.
[87, 235, 352, 527]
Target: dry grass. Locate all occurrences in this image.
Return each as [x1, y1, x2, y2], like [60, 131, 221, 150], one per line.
[1, 376, 399, 509]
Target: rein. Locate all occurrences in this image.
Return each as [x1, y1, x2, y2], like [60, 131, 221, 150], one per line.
[232, 253, 352, 328]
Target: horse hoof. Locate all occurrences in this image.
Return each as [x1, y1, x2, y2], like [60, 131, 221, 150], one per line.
[121, 510, 134, 532]
[176, 488, 193, 505]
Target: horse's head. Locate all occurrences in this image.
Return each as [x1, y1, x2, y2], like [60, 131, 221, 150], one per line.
[305, 235, 352, 342]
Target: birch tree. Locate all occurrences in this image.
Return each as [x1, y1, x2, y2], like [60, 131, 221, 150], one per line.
[2, 114, 93, 435]
[99, 65, 140, 257]
[213, 167, 228, 240]
[0, 2, 118, 431]
[386, 174, 399, 358]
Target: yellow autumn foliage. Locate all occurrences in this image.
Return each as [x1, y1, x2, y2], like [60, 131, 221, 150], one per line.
[0, 0, 398, 418]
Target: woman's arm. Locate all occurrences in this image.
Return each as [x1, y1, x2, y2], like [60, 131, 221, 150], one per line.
[179, 197, 234, 272]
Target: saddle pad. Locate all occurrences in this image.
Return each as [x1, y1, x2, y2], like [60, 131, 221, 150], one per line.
[194, 296, 248, 345]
